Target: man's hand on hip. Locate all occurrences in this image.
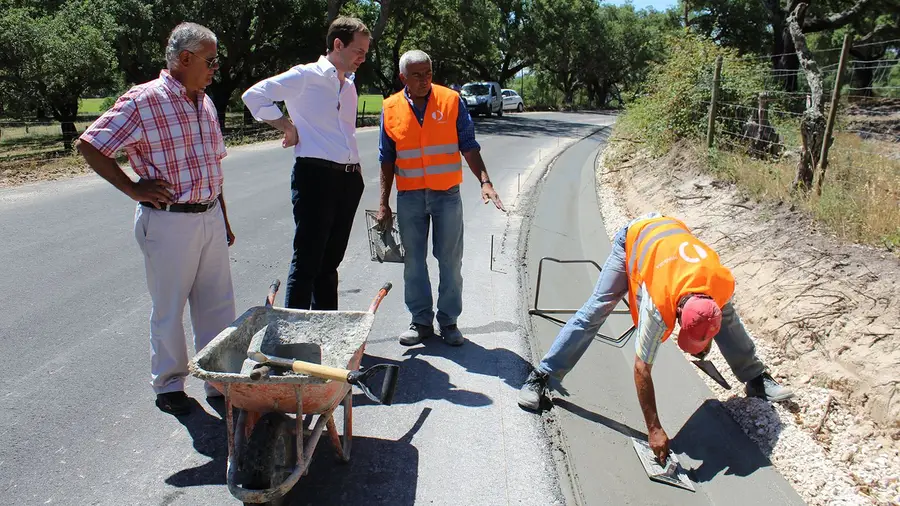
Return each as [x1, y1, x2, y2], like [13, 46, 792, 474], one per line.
[128, 178, 174, 208]
[264, 116, 299, 148]
[481, 182, 506, 212]
[282, 123, 299, 148]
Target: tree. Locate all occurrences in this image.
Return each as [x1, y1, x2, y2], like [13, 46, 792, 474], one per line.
[0, 2, 120, 149]
[788, 3, 827, 191]
[528, 0, 599, 105]
[108, 0, 328, 126]
[689, 0, 886, 91]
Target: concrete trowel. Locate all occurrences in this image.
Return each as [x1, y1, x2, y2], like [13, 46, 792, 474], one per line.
[631, 437, 695, 492]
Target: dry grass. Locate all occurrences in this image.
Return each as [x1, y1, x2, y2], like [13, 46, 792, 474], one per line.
[704, 133, 900, 251]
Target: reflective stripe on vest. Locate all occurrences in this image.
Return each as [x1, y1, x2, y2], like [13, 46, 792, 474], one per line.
[383, 85, 463, 191]
[624, 216, 735, 341]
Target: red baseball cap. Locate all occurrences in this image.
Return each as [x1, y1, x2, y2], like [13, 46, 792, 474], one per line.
[678, 296, 722, 354]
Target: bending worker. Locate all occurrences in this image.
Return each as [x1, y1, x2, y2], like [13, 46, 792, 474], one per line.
[518, 213, 794, 461]
[376, 49, 505, 346]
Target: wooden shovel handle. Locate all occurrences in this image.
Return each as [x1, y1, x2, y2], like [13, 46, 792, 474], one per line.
[290, 360, 351, 383]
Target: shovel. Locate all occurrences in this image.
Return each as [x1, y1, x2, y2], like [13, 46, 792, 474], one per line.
[690, 349, 732, 390]
[248, 351, 399, 406]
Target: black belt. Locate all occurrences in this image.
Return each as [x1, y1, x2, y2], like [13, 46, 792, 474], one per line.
[297, 157, 361, 173]
[140, 200, 218, 213]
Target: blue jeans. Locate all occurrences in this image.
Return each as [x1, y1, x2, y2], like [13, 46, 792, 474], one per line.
[538, 226, 630, 378]
[537, 225, 766, 383]
[397, 186, 464, 328]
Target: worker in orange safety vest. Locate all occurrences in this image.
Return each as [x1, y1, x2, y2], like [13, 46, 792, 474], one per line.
[376, 49, 505, 347]
[518, 213, 794, 462]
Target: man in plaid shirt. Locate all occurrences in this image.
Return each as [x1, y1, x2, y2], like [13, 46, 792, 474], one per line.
[75, 22, 235, 416]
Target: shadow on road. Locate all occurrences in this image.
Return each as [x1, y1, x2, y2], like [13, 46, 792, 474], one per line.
[672, 399, 777, 483]
[551, 398, 781, 484]
[353, 353, 493, 407]
[400, 332, 532, 390]
[287, 407, 431, 506]
[472, 115, 612, 139]
[552, 398, 647, 440]
[165, 398, 227, 487]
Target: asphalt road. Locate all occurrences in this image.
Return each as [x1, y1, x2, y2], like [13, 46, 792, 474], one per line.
[0, 111, 803, 506]
[0, 112, 604, 506]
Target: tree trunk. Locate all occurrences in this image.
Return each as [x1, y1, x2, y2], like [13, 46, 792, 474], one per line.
[776, 26, 800, 92]
[326, 0, 347, 26]
[850, 65, 875, 97]
[61, 121, 78, 151]
[788, 3, 826, 192]
[53, 100, 80, 151]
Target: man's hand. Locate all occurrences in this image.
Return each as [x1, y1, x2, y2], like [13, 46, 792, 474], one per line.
[282, 123, 299, 148]
[375, 204, 393, 231]
[481, 182, 506, 212]
[225, 223, 236, 247]
[648, 426, 670, 464]
[128, 178, 174, 208]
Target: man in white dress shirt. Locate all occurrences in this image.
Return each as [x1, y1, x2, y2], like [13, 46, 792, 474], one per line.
[241, 17, 370, 310]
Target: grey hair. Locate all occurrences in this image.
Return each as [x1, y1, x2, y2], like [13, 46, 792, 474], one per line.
[165, 23, 217, 69]
[399, 50, 432, 76]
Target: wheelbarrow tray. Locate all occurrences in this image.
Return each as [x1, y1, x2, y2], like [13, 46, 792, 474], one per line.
[190, 305, 375, 415]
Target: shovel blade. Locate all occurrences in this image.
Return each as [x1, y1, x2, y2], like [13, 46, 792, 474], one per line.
[692, 359, 732, 390]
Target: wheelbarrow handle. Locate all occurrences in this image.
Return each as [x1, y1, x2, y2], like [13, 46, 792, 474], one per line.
[368, 282, 392, 313]
[265, 279, 281, 308]
[249, 365, 272, 381]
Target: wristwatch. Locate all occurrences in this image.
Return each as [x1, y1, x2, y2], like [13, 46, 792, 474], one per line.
[480, 180, 492, 186]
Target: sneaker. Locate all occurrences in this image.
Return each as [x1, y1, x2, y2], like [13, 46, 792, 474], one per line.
[399, 323, 434, 346]
[518, 370, 550, 410]
[439, 324, 465, 346]
[745, 372, 794, 402]
[155, 391, 192, 415]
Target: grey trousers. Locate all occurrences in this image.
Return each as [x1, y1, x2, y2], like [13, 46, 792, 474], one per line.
[715, 302, 766, 383]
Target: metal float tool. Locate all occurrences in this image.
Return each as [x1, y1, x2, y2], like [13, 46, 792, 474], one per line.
[631, 437, 695, 492]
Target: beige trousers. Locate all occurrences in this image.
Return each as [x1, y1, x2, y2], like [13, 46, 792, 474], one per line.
[134, 202, 236, 394]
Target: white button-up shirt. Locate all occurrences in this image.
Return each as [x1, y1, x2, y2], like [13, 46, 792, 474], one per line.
[241, 56, 360, 164]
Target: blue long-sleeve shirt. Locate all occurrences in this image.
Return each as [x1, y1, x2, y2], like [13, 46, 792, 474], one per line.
[378, 87, 480, 164]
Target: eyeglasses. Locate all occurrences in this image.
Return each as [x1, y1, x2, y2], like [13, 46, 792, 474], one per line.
[188, 51, 219, 68]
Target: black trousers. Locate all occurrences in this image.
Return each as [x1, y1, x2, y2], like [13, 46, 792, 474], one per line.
[284, 158, 364, 310]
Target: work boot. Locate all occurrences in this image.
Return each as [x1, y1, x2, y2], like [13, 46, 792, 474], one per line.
[745, 372, 794, 402]
[439, 324, 465, 346]
[399, 323, 434, 346]
[155, 391, 192, 416]
[518, 370, 550, 411]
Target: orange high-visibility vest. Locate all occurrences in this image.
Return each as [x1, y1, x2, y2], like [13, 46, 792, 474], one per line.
[624, 216, 735, 340]
[383, 84, 463, 191]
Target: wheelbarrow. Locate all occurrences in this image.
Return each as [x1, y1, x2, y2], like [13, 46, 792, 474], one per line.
[189, 281, 398, 505]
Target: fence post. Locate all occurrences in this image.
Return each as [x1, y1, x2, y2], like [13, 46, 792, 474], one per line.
[816, 33, 852, 196]
[706, 55, 723, 149]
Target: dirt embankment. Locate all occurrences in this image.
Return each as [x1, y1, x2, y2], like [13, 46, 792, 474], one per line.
[596, 139, 900, 505]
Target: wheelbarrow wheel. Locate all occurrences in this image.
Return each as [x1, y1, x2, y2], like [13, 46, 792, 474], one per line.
[241, 412, 297, 506]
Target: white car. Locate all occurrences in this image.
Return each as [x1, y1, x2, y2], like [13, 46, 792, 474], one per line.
[502, 89, 525, 112]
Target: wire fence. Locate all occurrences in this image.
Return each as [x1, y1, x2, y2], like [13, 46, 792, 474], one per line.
[709, 40, 899, 164]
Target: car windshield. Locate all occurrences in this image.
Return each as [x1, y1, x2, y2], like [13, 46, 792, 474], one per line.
[461, 84, 490, 96]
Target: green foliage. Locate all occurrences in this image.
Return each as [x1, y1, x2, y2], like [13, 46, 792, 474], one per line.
[618, 33, 767, 154]
[0, 1, 119, 142]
